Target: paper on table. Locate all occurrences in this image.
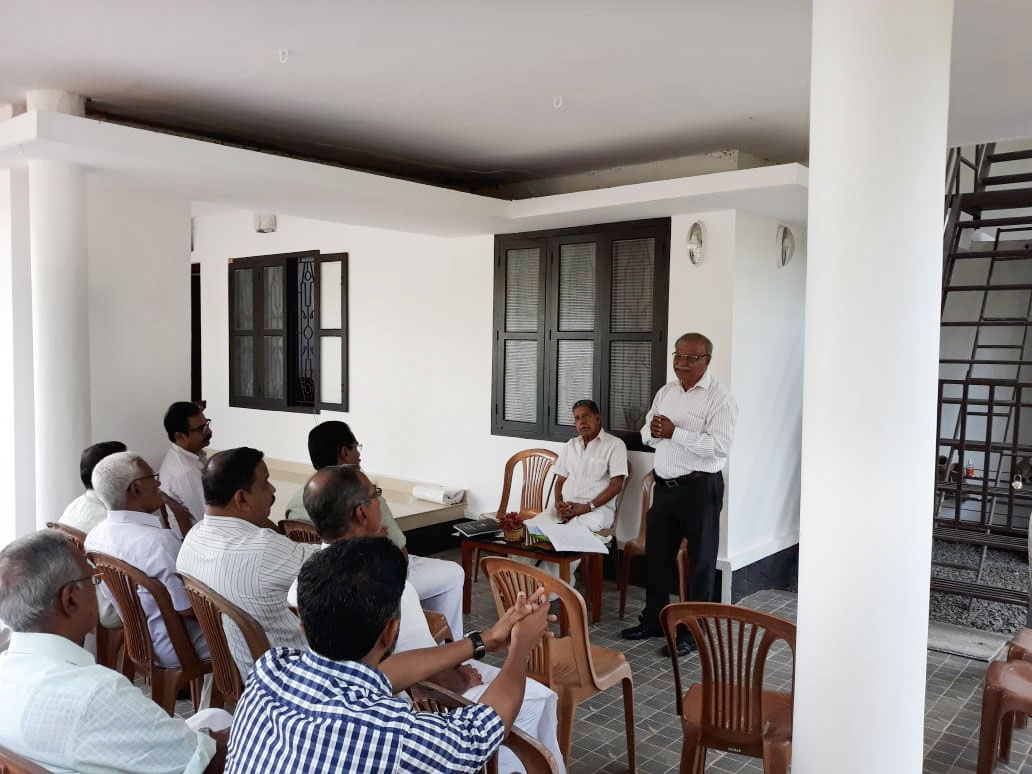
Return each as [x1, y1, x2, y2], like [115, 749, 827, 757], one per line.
[537, 522, 609, 554]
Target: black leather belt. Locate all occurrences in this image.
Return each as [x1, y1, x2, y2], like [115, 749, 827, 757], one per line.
[655, 471, 713, 487]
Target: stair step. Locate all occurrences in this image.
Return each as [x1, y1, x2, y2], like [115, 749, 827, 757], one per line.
[983, 173, 1032, 187]
[930, 577, 1028, 606]
[976, 344, 1026, 349]
[961, 189, 1032, 213]
[958, 216, 1032, 230]
[988, 149, 1032, 163]
[949, 248, 1032, 259]
[941, 320, 1030, 327]
[933, 525, 1028, 553]
[944, 282, 1032, 292]
[939, 358, 1032, 365]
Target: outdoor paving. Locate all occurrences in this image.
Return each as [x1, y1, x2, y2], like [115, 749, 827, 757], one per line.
[160, 545, 1032, 773]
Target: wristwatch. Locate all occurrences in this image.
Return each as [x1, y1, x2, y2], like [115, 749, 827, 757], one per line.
[588, 502, 597, 512]
[466, 630, 486, 660]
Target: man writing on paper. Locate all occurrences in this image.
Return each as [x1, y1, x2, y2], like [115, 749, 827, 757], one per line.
[524, 400, 627, 572]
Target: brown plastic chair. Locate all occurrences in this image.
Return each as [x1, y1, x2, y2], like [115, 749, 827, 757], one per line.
[0, 743, 50, 774]
[481, 557, 635, 772]
[978, 651, 1032, 773]
[580, 460, 630, 622]
[280, 519, 321, 544]
[660, 602, 795, 774]
[87, 551, 213, 716]
[472, 449, 559, 584]
[177, 571, 271, 704]
[617, 472, 689, 619]
[47, 523, 131, 678]
[411, 681, 560, 774]
[424, 610, 454, 644]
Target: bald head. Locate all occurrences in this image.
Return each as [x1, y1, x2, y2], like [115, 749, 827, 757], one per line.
[302, 466, 373, 541]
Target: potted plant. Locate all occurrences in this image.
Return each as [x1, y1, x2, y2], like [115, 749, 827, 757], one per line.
[499, 511, 525, 543]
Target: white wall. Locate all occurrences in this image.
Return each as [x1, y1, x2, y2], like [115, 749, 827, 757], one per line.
[194, 209, 754, 551]
[728, 212, 806, 570]
[0, 169, 35, 547]
[87, 180, 192, 469]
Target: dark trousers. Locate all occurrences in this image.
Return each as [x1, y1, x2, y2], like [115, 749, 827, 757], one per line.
[642, 471, 724, 629]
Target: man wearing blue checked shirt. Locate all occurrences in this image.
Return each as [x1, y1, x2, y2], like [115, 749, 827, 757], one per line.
[226, 537, 552, 774]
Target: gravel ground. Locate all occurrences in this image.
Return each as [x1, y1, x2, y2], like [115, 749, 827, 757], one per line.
[929, 539, 1029, 634]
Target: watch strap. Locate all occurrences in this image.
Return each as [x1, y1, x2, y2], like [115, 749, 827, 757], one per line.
[467, 630, 486, 660]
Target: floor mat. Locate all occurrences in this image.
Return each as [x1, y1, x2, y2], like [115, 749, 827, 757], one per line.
[927, 620, 1010, 661]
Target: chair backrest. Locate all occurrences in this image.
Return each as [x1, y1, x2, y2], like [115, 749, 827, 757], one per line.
[632, 472, 654, 545]
[177, 571, 271, 703]
[87, 551, 204, 677]
[495, 449, 558, 519]
[660, 602, 796, 750]
[481, 557, 600, 691]
[598, 461, 632, 542]
[411, 682, 559, 774]
[279, 519, 321, 544]
[46, 522, 86, 554]
[0, 743, 51, 774]
[423, 609, 453, 644]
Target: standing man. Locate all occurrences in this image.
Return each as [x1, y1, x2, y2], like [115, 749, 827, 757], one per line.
[159, 401, 212, 539]
[621, 333, 737, 656]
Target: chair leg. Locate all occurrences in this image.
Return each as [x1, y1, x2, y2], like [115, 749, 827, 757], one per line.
[618, 552, 633, 620]
[189, 676, 205, 712]
[679, 730, 705, 774]
[150, 669, 180, 716]
[762, 738, 791, 774]
[556, 691, 576, 765]
[95, 625, 121, 670]
[471, 548, 481, 583]
[977, 682, 1004, 774]
[621, 677, 636, 774]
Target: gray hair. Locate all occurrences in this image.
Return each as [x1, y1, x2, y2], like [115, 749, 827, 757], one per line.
[91, 451, 149, 510]
[0, 530, 84, 632]
[676, 332, 713, 356]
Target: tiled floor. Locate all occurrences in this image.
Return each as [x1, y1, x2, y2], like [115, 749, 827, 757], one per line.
[165, 548, 1032, 773]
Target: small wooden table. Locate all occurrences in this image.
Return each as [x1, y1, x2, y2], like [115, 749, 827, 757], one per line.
[460, 534, 604, 634]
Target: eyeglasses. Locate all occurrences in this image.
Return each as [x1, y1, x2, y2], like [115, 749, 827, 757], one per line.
[350, 443, 363, 453]
[61, 570, 103, 595]
[187, 419, 212, 433]
[672, 353, 709, 363]
[370, 486, 383, 500]
[131, 472, 160, 485]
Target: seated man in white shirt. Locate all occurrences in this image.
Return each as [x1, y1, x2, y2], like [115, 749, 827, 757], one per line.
[60, 441, 127, 534]
[59, 440, 127, 630]
[84, 451, 209, 667]
[284, 421, 465, 638]
[294, 466, 566, 774]
[0, 529, 231, 774]
[177, 447, 321, 681]
[525, 399, 628, 573]
[159, 401, 213, 539]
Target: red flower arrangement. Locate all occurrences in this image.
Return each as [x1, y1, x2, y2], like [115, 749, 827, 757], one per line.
[499, 511, 525, 542]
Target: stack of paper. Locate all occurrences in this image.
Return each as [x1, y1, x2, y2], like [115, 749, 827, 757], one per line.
[536, 522, 609, 554]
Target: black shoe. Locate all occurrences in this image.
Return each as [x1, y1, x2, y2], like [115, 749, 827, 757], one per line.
[621, 622, 663, 640]
[661, 633, 697, 658]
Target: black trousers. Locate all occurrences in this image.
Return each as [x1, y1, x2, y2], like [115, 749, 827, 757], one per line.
[642, 471, 724, 629]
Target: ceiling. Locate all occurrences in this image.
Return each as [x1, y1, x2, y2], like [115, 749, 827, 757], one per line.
[1, 0, 1029, 193]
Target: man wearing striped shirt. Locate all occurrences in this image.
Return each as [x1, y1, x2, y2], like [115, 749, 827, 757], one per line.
[622, 332, 738, 656]
[225, 538, 551, 774]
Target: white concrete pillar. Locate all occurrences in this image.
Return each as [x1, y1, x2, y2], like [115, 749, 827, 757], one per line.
[28, 160, 90, 525]
[794, 1, 953, 772]
[0, 169, 35, 547]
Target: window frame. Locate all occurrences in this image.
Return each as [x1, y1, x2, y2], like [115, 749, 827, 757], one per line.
[491, 218, 670, 451]
[227, 250, 349, 413]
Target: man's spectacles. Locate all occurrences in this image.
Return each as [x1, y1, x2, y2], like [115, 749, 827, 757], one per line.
[672, 353, 709, 363]
[350, 443, 363, 452]
[187, 419, 212, 434]
[61, 570, 103, 595]
[131, 472, 160, 485]
[370, 486, 383, 500]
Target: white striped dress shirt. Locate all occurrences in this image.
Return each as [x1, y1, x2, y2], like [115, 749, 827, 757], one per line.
[640, 371, 738, 478]
[175, 515, 321, 680]
[225, 648, 505, 774]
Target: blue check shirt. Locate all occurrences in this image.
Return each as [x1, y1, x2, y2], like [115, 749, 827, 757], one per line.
[225, 647, 506, 774]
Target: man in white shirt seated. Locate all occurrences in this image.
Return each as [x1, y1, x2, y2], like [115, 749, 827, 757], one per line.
[84, 451, 209, 667]
[284, 420, 465, 638]
[525, 399, 628, 574]
[293, 466, 566, 773]
[159, 401, 213, 539]
[0, 529, 232, 773]
[58, 441, 127, 631]
[59, 441, 127, 534]
[227, 539, 552, 774]
[176, 447, 321, 681]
